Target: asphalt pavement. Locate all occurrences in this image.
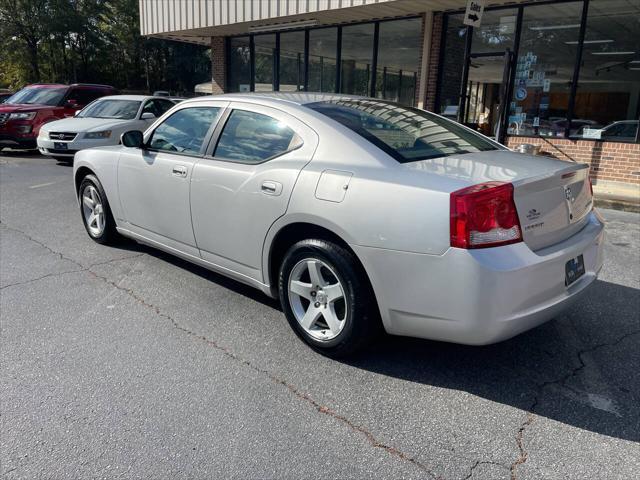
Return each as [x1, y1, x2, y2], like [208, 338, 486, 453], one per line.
[1, 151, 639, 479]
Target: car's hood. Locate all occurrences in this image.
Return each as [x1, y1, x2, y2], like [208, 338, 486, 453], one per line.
[0, 103, 57, 113]
[40, 117, 134, 133]
[404, 149, 579, 186]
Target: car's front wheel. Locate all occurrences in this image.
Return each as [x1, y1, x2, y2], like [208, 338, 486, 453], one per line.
[278, 239, 380, 357]
[78, 174, 119, 244]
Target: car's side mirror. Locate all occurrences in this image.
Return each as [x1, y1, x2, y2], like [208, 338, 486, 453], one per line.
[141, 112, 156, 120]
[121, 130, 144, 148]
[74, 110, 81, 117]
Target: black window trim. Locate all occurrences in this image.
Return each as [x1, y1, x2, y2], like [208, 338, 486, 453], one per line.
[205, 107, 304, 166]
[144, 105, 225, 158]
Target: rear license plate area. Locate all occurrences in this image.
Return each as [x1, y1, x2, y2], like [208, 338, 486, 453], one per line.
[53, 142, 67, 150]
[565, 254, 585, 287]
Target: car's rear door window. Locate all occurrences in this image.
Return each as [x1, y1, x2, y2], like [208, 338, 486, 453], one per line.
[148, 107, 221, 155]
[213, 110, 302, 163]
[307, 99, 500, 163]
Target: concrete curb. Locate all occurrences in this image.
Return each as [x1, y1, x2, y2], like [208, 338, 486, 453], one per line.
[592, 181, 639, 213]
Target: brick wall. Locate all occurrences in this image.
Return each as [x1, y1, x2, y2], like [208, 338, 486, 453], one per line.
[424, 13, 443, 112]
[504, 136, 640, 185]
[211, 37, 226, 94]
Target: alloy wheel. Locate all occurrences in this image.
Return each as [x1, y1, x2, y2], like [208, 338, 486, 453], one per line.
[81, 185, 105, 237]
[288, 258, 348, 341]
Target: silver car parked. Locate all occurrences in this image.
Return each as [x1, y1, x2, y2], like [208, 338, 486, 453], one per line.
[73, 93, 604, 356]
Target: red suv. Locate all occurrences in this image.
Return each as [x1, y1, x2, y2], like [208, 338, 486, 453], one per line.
[0, 83, 117, 150]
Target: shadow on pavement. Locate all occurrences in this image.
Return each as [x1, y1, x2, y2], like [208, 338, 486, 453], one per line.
[109, 241, 640, 442]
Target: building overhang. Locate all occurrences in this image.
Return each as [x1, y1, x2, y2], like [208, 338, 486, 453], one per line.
[140, 0, 536, 45]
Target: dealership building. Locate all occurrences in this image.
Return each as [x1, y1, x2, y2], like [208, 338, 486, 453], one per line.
[139, 0, 640, 187]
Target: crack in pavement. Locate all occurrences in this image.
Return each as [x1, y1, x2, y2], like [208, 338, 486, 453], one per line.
[463, 460, 507, 480]
[0, 222, 144, 290]
[2, 222, 443, 478]
[509, 329, 640, 480]
[0, 256, 144, 290]
[87, 267, 443, 479]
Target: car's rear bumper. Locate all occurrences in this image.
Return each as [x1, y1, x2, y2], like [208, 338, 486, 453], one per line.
[353, 210, 605, 345]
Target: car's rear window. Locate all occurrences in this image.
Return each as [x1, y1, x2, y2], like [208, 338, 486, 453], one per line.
[307, 99, 500, 163]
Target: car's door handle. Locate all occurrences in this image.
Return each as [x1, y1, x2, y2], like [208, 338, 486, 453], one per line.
[172, 165, 187, 177]
[261, 181, 282, 196]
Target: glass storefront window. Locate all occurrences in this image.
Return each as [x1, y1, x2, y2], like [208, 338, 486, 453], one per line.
[507, 2, 584, 137]
[254, 34, 276, 92]
[308, 28, 338, 93]
[571, 0, 640, 142]
[228, 36, 251, 93]
[471, 10, 517, 54]
[376, 18, 422, 106]
[438, 14, 466, 118]
[340, 23, 375, 96]
[279, 31, 305, 92]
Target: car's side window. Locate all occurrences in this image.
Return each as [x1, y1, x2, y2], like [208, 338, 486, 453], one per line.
[157, 100, 175, 115]
[148, 107, 220, 155]
[69, 89, 104, 106]
[213, 109, 302, 164]
[142, 99, 174, 118]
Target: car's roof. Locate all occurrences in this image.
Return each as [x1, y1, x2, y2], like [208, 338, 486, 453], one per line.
[180, 92, 366, 107]
[94, 95, 169, 102]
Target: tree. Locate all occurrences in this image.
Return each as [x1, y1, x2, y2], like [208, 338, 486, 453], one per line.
[0, 0, 210, 94]
[0, 0, 50, 81]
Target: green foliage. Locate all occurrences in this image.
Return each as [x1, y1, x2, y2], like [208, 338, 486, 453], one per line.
[0, 0, 211, 94]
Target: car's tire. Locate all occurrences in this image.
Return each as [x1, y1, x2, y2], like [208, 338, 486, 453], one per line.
[278, 239, 381, 357]
[78, 174, 119, 245]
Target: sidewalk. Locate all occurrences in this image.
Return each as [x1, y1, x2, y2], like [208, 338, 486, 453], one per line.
[593, 180, 640, 213]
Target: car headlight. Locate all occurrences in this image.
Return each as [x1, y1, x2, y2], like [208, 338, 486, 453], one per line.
[9, 112, 36, 120]
[84, 130, 112, 139]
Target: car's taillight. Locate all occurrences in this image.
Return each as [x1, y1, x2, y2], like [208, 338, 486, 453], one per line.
[450, 182, 523, 249]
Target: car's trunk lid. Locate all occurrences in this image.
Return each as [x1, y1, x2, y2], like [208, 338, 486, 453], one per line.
[405, 150, 593, 250]
[513, 162, 592, 251]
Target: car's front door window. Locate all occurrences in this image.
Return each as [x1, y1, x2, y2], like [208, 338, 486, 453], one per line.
[149, 107, 221, 155]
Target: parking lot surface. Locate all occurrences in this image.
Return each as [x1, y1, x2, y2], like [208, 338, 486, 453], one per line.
[1, 152, 639, 479]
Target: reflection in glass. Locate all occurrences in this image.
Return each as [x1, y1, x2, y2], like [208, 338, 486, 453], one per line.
[571, 0, 639, 141]
[309, 28, 338, 93]
[376, 18, 421, 106]
[279, 31, 306, 92]
[471, 10, 516, 54]
[228, 37, 251, 93]
[507, 2, 584, 137]
[340, 24, 375, 96]
[439, 14, 467, 117]
[254, 34, 276, 92]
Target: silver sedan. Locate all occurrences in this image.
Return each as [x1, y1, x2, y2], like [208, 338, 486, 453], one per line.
[73, 93, 604, 356]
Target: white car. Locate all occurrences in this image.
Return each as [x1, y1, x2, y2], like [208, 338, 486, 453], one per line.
[37, 95, 176, 161]
[72, 93, 604, 356]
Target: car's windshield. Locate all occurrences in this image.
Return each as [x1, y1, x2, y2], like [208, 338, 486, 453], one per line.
[5, 87, 67, 106]
[79, 99, 141, 120]
[307, 99, 500, 163]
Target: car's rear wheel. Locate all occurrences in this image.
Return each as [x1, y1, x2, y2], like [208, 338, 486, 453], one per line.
[278, 239, 380, 357]
[78, 174, 119, 244]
